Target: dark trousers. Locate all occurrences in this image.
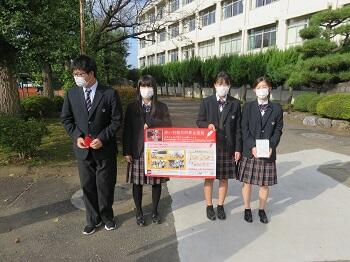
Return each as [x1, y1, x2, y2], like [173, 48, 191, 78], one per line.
[77, 152, 117, 225]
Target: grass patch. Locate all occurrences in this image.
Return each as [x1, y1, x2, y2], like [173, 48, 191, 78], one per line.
[1, 118, 125, 167]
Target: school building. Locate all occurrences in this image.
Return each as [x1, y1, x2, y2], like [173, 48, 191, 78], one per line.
[137, 0, 350, 68]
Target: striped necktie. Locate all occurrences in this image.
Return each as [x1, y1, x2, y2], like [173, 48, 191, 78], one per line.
[85, 89, 92, 112]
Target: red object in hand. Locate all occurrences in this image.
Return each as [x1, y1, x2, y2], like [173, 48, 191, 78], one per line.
[84, 136, 92, 147]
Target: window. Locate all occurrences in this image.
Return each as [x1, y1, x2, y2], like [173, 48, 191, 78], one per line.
[183, 0, 194, 5]
[157, 53, 166, 64]
[182, 45, 195, 60]
[169, 23, 179, 38]
[183, 15, 196, 32]
[158, 29, 167, 42]
[139, 57, 146, 68]
[149, 33, 156, 45]
[140, 39, 146, 49]
[170, 0, 180, 12]
[169, 49, 179, 62]
[220, 34, 241, 55]
[148, 55, 156, 66]
[148, 11, 156, 23]
[287, 18, 308, 45]
[200, 7, 216, 27]
[198, 40, 215, 59]
[222, 0, 243, 19]
[248, 25, 276, 50]
[255, 0, 277, 8]
[157, 4, 166, 19]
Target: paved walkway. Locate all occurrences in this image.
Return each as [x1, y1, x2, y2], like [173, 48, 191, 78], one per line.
[0, 97, 349, 261]
[168, 149, 350, 262]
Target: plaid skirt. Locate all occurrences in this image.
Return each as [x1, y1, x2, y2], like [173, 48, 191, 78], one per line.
[216, 148, 237, 180]
[127, 152, 169, 185]
[238, 156, 277, 186]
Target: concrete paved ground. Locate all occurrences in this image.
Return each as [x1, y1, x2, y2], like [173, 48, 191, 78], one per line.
[0, 97, 349, 262]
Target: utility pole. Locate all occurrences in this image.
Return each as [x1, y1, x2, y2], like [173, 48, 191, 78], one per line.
[80, 0, 85, 54]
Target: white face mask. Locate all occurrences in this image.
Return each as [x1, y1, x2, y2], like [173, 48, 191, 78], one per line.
[74, 76, 88, 88]
[140, 88, 154, 99]
[215, 85, 230, 97]
[255, 88, 269, 99]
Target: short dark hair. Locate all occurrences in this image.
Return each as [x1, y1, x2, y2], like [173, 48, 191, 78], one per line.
[71, 55, 97, 77]
[252, 76, 272, 89]
[215, 71, 231, 85]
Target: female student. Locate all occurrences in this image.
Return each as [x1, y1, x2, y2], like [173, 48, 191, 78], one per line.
[197, 71, 242, 221]
[123, 75, 172, 226]
[238, 76, 283, 224]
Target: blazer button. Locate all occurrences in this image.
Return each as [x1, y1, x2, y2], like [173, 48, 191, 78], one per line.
[261, 130, 265, 133]
[88, 121, 91, 124]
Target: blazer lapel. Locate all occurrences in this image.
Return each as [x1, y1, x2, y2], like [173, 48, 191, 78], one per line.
[88, 85, 104, 120]
[220, 96, 233, 125]
[78, 87, 89, 117]
[252, 100, 262, 135]
[211, 95, 219, 127]
[261, 103, 273, 129]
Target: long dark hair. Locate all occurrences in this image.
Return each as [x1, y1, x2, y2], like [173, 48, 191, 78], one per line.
[137, 75, 158, 116]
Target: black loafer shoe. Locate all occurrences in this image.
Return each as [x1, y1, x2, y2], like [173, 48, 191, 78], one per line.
[83, 225, 96, 235]
[244, 209, 253, 223]
[206, 205, 216, 221]
[152, 213, 161, 224]
[136, 215, 145, 226]
[258, 209, 269, 224]
[217, 205, 226, 220]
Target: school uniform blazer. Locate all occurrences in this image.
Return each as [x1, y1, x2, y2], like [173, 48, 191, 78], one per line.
[241, 100, 283, 161]
[122, 100, 172, 159]
[61, 84, 123, 160]
[196, 94, 242, 155]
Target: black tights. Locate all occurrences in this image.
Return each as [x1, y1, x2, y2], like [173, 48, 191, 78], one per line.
[132, 184, 162, 216]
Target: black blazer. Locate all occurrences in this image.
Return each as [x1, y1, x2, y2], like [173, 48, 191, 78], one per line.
[196, 95, 242, 155]
[61, 84, 123, 160]
[122, 100, 172, 159]
[241, 100, 283, 161]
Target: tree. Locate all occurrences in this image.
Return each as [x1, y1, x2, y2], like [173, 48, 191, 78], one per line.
[85, 0, 179, 52]
[1, 0, 80, 102]
[287, 6, 350, 91]
[0, 36, 21, 116]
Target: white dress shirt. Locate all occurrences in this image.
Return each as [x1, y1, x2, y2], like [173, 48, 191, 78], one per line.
[83, 80, 98, 104]
[216, 94, 227, 112]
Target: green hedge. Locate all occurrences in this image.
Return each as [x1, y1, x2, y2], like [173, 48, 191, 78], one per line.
[21, 95, 65, 119]
[293, 92, 318, 112]
[52, 96, 64, 112]
[0, 116, 48, 158]
[114, 86, 137, 113]
[21, 96, 55, 119]
[316, 93, 350, 120]
[307, 94, 326, 114]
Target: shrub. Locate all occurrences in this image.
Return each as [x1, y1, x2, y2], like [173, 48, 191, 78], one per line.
[0, 116, 48, 158]
[282, 103, 294, 112]
[293, 92, 318, 112]
[52, 96, 64, 112]
[307, 94, 326, 114]
[21, 96, 54, 119]
[115, 86, 137, 113]
[316, 93, 350, 120]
